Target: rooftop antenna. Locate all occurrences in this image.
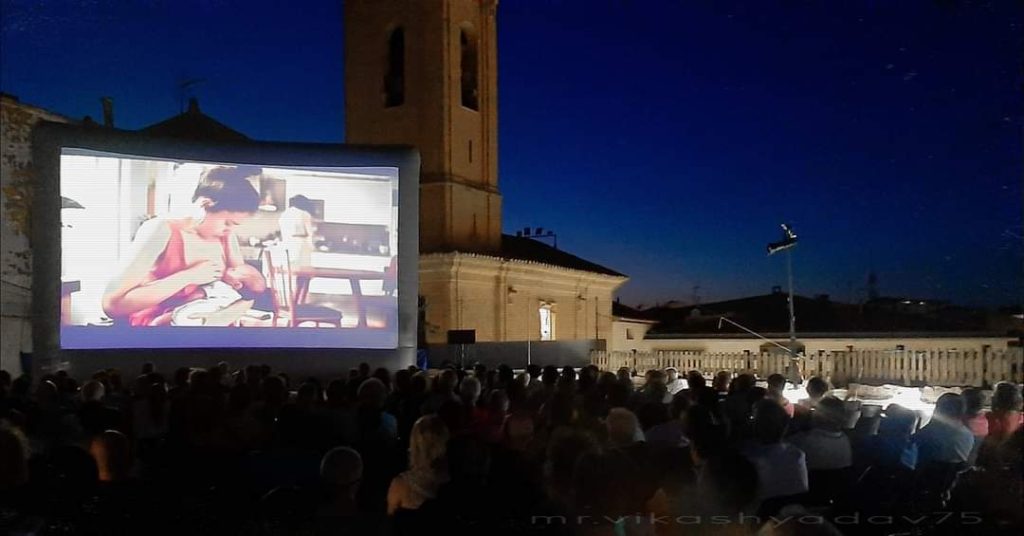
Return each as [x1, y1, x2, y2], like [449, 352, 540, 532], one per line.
[178, 77, 206, 113]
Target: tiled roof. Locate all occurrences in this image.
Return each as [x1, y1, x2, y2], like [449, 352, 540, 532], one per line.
[140, 99, 248, 142]
[499, 234, 625, 277]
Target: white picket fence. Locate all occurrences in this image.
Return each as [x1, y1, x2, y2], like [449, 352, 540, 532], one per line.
[591, 348, 1024, 387]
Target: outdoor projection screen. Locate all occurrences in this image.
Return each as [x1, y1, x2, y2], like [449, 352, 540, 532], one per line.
[33, 124, 418, 360]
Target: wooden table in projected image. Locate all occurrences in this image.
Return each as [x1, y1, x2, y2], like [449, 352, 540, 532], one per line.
[292, 267, 388, 329]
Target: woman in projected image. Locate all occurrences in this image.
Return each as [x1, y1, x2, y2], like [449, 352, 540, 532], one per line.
[102, 166, 267, 326]
[278, 194, 316, 270]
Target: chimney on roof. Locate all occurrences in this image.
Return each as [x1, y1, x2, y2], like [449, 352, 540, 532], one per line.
[188, 98, 200, 114]
[101, 97, 114, 128]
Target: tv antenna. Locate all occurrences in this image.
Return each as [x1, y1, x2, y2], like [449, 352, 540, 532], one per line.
[178, 78, 206, 113]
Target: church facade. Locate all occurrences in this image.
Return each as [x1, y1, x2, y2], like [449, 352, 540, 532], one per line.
[344, 0, 627, 345]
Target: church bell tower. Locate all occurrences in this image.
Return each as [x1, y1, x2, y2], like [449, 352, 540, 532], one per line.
[344, 0, 502, 254]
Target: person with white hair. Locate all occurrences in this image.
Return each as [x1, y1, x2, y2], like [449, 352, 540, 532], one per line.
[387, 415, 450, 515]
[319, 447, 363, 516]
[664, 367, 685, 396]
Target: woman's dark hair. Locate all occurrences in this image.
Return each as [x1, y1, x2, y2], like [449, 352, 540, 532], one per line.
[288, 194, 315, 213]
[192, 166, 260, 213]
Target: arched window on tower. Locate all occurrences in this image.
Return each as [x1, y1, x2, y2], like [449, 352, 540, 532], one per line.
[384, 27, 405, 107]
[460, 27, 478, 110]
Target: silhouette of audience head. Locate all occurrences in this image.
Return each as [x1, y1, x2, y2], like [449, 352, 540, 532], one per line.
[992, 382, 1023, 413]
[686, 370, 706, 390]
[321, 446, 363, 499]
[961, 387, 984, 417]
[766, 373, 787, 397]
[933, 393, 965, 421]
[713, 371, 732, 392]
[805, 376, 829, 401]
[879, 404, 919, 437]
[460, 376, 482, 406]
[606, 407, 640, 447]
[82, 380, 105, 402]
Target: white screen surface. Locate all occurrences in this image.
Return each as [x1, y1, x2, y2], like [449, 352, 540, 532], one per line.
[59, 149, 399, 349]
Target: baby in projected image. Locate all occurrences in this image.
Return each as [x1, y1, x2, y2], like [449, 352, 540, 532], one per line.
[169, 264, 266, 326]
[102, 166, 268, 326]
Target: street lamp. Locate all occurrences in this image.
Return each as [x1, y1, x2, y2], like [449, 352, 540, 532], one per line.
[517, 226, 558, 249]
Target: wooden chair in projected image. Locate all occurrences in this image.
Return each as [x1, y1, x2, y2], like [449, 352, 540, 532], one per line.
[291, 263, 391, 329]
[261, 245, 343, 328]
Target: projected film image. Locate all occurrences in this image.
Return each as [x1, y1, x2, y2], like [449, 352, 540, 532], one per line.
[59, 149, 399, 349]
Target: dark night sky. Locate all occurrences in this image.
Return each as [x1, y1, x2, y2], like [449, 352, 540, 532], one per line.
[2, 1, 1021, 307]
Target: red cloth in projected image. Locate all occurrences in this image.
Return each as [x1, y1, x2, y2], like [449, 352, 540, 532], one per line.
[128, 220, 227, 326]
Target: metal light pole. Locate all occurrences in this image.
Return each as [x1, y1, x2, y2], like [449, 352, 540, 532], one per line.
[786, 247, 796, 345]
[768, 224, 801, 384]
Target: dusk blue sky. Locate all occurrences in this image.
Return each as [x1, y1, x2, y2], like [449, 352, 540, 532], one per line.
[2, 1, 1021, 307]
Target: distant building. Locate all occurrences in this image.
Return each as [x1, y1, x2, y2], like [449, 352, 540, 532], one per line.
[1, 94, 77, 374]
[609, 290, 1020, 354]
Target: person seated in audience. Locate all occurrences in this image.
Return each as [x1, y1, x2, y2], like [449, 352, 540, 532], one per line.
[387, 415, 450, 515]
[78, 380, 123, 438]
[797, 376, 829, 410]
[986, 382, 1023, 441]
[722, 374, 757, 438]
[912, 393, 974, 466]
[457, 376, 487, 436]
[712, 370, 732, 400]
[317, 446, 363, 519]
[543, 427, 599, 511]
[867, 403, 919, 469]
[961, 387, 988, 464]
[637, 369, 670, 405]
[524, 364, 542, 392]
[571, 448, 644, 536]
[765, 373, 794, 417]
[977, 383, 1023, 472]
[789, 396, 852, 471]
[696, 451, 760, 530]
[664, 367, 685, 395]
[645, 392, 690, 447]
[607, 406, 645, 448]
[421, 369, 459, 415]
[616, 366, 632, 384]
[742, 399, 808, 505]
[607, 407, 662, 503]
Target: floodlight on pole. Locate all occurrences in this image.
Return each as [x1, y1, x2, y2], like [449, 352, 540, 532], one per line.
[767, 223, 798, 345]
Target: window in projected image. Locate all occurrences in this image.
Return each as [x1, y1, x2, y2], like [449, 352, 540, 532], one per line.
[59, 149, 400, 350]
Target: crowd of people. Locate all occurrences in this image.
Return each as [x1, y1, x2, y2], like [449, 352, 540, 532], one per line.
[0, 361, 1021, 535]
